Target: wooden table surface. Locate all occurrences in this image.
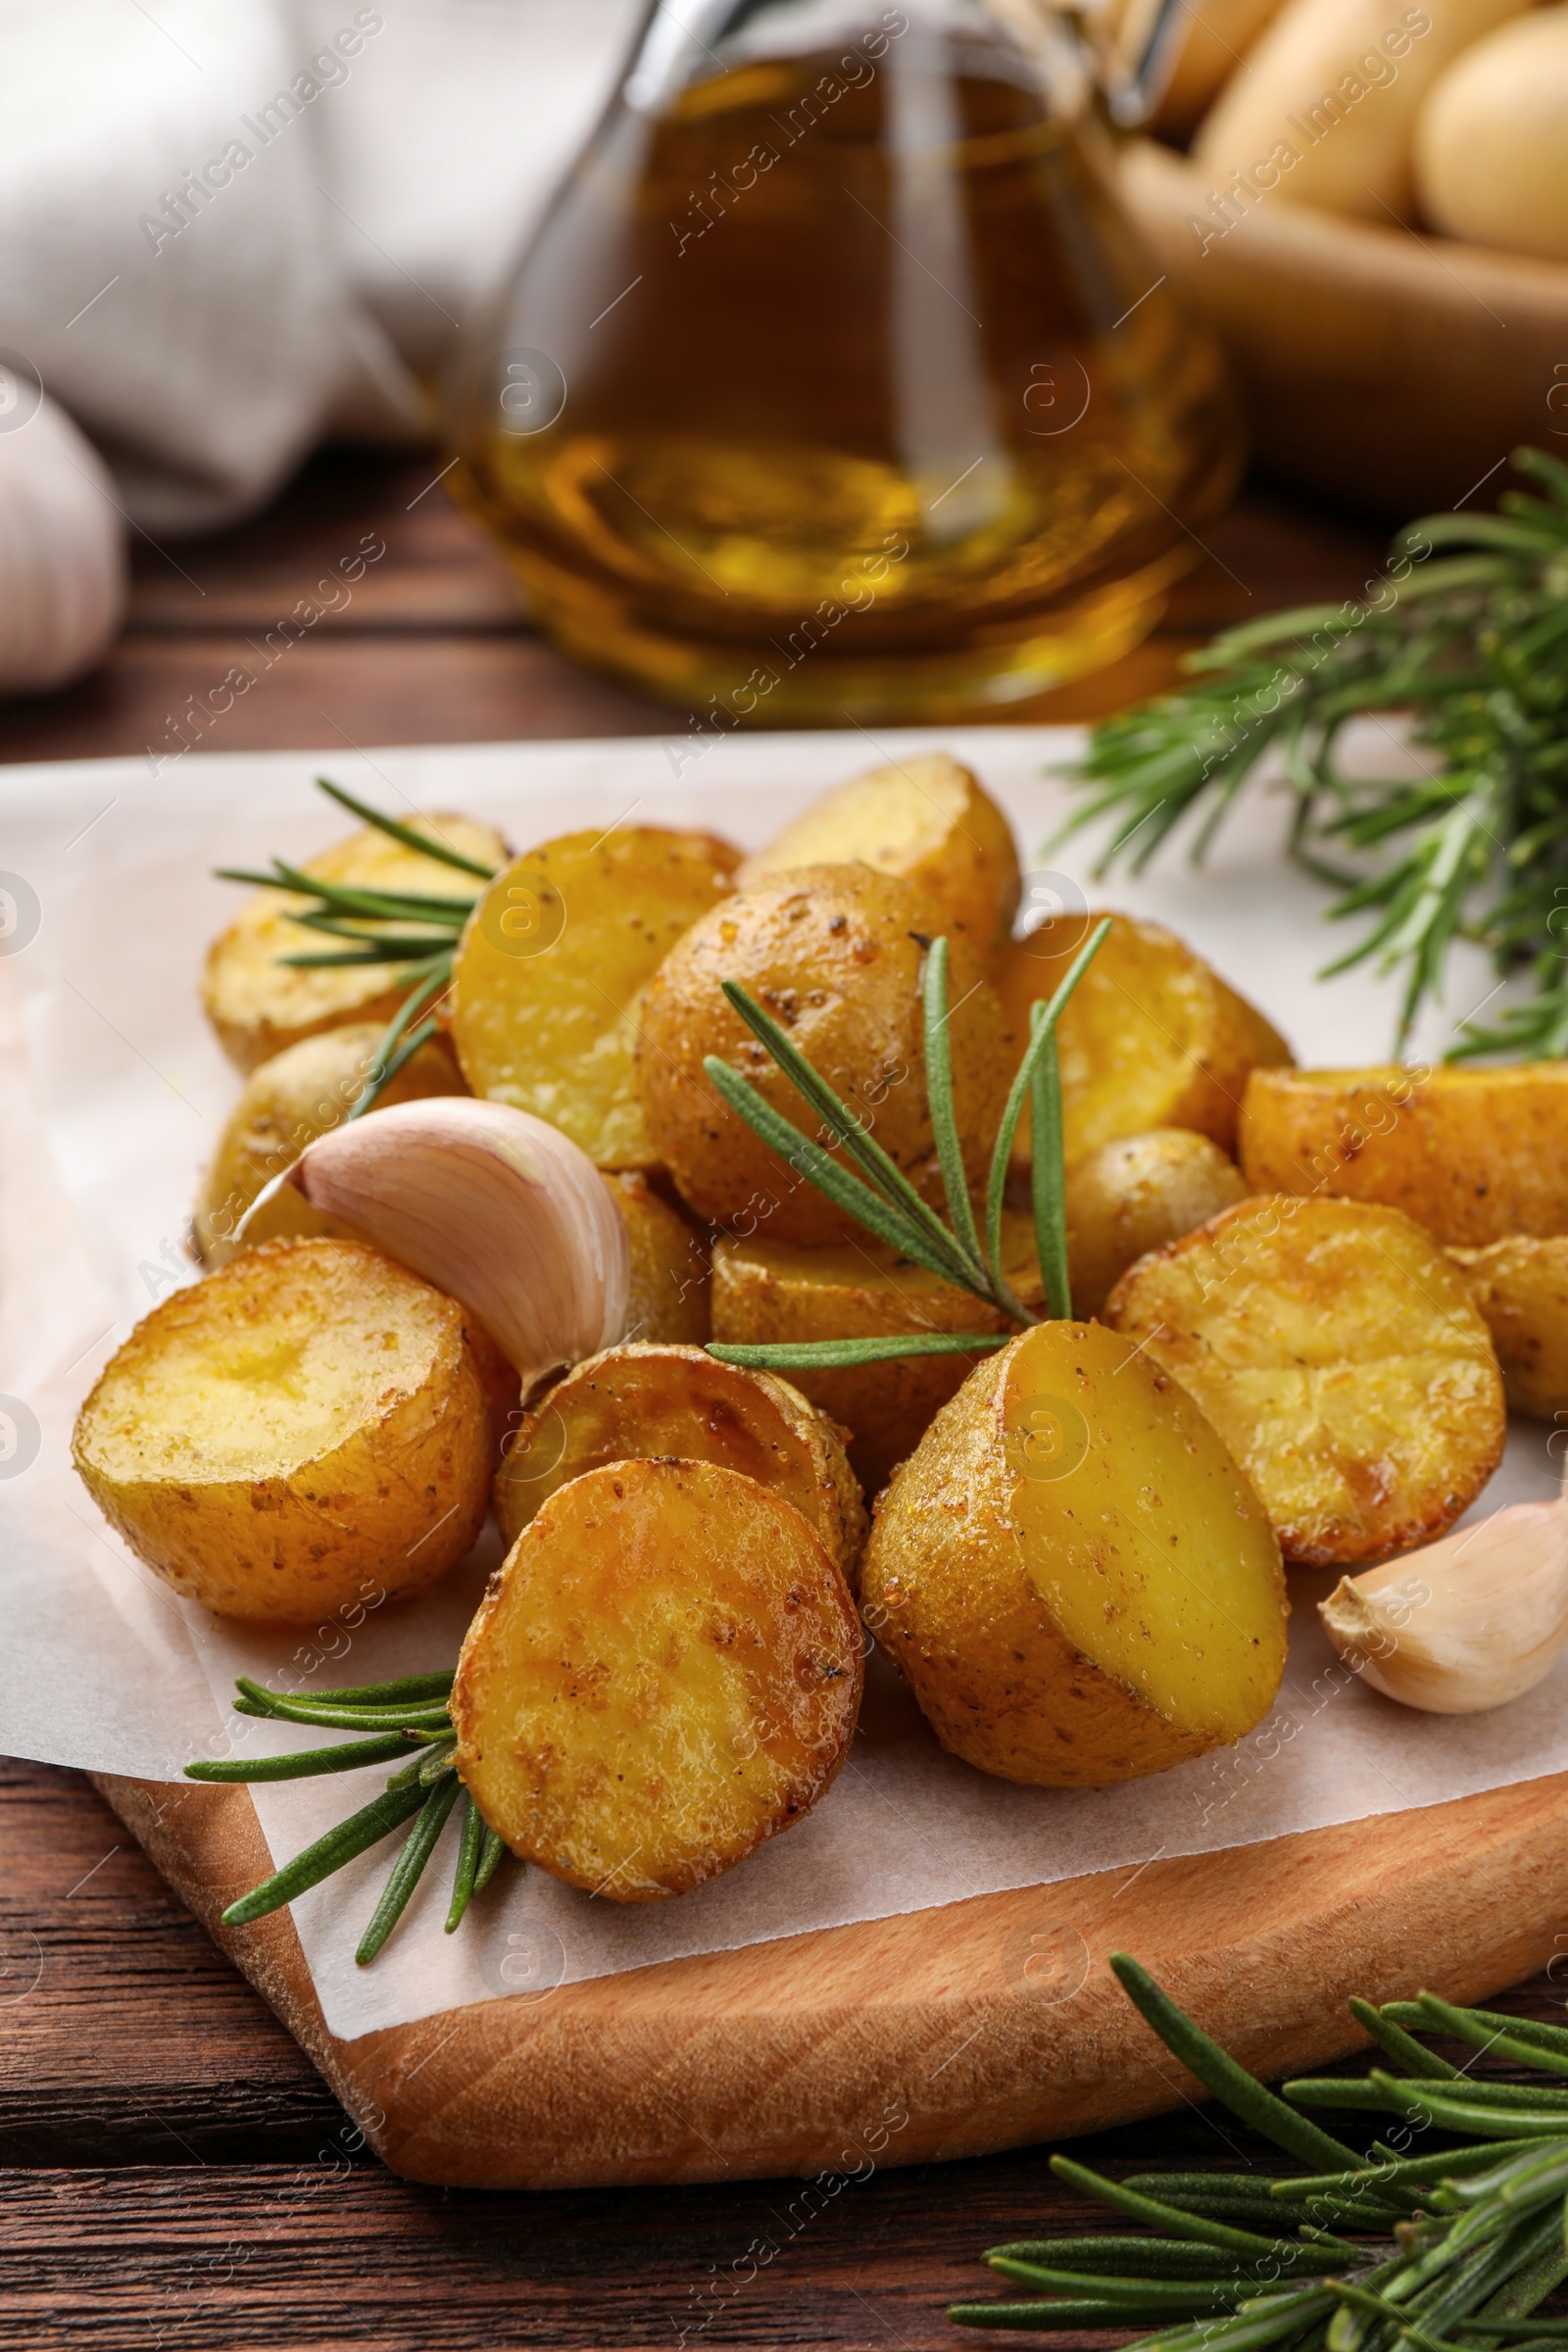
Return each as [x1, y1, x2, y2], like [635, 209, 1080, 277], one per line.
[7, 449, 1557, 2352]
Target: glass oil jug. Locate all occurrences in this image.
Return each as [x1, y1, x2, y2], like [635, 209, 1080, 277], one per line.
[443, 0, 1243, 725]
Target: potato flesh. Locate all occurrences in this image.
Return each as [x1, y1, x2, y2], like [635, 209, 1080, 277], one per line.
[1104, 1197, 1505, 1564]
[860, 1324, 1287, 1786]
[494, 1342, 866, 1575]
[453, 1460, 862, 1900]
[1065, 1127, 1250, 1316]
[1241, 1063, 1568, 1246]
[607, 1171, 711, 1346]
[451, 828, 738, 1169]
[710, 1213, 1042, 1491]
[735, 756, 1022, 968]
[202, 814, 506, 1073]
[195, 1023, 466, 1265]
[636, 864, 1011, 1245]
[1000, 910, 1292, 1165]
[72, 1240, 490, 1619]
[1449, 1237, 1568, 1420]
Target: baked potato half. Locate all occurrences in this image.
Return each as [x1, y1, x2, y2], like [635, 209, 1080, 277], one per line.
[1064, 1127, 1250, 1317]
[1448, 1237, 1568, 1420]
[710, 1212, 1043, 1492]
[73, 1239, 490, 1620]
[999, 910, 1292, 1165]
[736, 754, 1021, 969]
[194, 1023, 467, 1266]
[453, 1458, 862, 1900]
[494, 1342, 865, 1577]
[1104, 1196, 1505, 1564]
[1241, 1063, 1568, 1246]
[450, 826, 739, 1169]
[859, 1322, 1288, 1786]
[607, 1170, 711, 1346]
[203, 812, 506, 1073]
[637, 864, 1012, 1244]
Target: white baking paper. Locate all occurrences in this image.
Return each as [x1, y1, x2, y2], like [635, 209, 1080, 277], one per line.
[2, 724, 1562, 2043]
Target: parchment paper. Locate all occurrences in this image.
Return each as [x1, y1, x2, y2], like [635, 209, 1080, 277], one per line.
[3, 725, 1562, 2043]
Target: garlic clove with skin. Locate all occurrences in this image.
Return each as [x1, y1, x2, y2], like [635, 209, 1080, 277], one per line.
[1318, 1499, 1568, 1715]
[242, 1098, 629, 1396]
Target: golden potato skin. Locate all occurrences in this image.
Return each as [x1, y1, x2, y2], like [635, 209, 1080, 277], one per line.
[860, 1325, 1287, 1787]
[451, 827, 739, 1169]
[1448, 1238, 1568, 1420]
[453, 1458, 862, 1900]
[637, 865, 1012, 1244]
[1241, 1063, 1568, 1246]
[1000, 910, 1292, 1164]
[736, 755, 1022, 969]
[606, 1171, 711, 1346]
[73, 1240, 490, 1621]
[194, 1024, 467, 1266]
[1065, 1128, 1250, 1316]
[494, 1342, 866, 1577]
[1104, 1197, 1505, 1565]
[203, 813, 506, 1073]
[710, 1212, 1043, 1493]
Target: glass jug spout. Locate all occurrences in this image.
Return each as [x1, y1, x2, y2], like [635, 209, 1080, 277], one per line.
[444, 0, 1244, 725]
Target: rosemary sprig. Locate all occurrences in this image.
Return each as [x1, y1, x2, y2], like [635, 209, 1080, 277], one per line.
[952, 1955, 1568, 2342]
[1055, 447, 1568, 1056]
[215, 776, 500, 1118]
[187, 1671, 513, 1965]
[705, 918, 1110, 1377]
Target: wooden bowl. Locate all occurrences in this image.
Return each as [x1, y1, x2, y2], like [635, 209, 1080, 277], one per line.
[1119, 137, 1568, 515]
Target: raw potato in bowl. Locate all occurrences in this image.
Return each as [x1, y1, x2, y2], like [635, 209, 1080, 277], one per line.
[736, 754, 1022, 969]
[860, 1322, 1288, 1786]
[1104, 1197, 1505, 1564]
[494, 1343, 866, 1576]
[637, 864, 1012, 1244]
[73, 1240, 491, 1620]
[454, 1458, 862, 1900]
[203, 812, 507, 1073]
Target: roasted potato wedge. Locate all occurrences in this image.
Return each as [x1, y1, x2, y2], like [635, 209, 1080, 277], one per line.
[1104, 1197, 1505, 1564]
[1241, 1063, 1568, 1246]
[637, 864, 1011, 1244]
[450, 826, 739, 1169]
[73, 1240, 490, 1620]
[736, 754, 1022, 968]
[494, 1343, 865, 1574]
[859, 1322, 1287, 1786]
[710, 1213, 1043, 1492]
[194, 1023, 467, 1266]
[203, 812, 506, 1073]
[453, 1458, 862, 1900]
[1448, 1237, 1568, 1420]
[1065, 1127, 1250, 1316]
[1000, 910, 1292, 1165]
[607, 1171, 711, 1346]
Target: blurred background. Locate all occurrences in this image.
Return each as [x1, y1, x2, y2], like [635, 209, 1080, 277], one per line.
[1, 0, 1563, 754]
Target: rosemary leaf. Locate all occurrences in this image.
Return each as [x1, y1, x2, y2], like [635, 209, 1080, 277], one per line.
[985, 2262, 1259, 2308]
[1027, 1006, 1070, 1320]
[220, 1780, 427, 1926]
[985, 918, 1111, 1306]
[1409, 1998, 1568, 2082]
[474, 1826, 507, 1892]
[315, 775, 499, 879]
[446, 1793, 486, 1934]
[709, 1334, 1008, 1372]
[1383, 2010, 1568, 2066]
[266, 1671, 456, 1706]
[350, 970, 453, 1119]
[921, 938, 988, 1277]
[184, 1729, 424, 1782]
[356, 1772, 464, 1964]
[1110, 1953, 1364, 2171]
[1349, 1997, 1464, 2080]
[1049, 2160, 1359, 2256]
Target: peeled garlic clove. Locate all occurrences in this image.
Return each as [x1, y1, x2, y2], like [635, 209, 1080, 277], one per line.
[0, 390, 125, 696]
[243, 1098, 629, 1395]
[1319, 1500, 1568, 1715]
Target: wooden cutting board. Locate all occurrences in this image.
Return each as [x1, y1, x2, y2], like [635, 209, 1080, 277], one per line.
[93, 1766, 1568, 2192]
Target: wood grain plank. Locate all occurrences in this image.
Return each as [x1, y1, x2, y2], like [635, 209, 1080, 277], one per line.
[92, 1763, 1568, 2193]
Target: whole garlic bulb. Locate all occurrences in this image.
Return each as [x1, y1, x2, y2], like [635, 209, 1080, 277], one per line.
[1319, 1499, 1568, 1714]
[0, 385, 125, 696]
[244, 1096, 630, 1398]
